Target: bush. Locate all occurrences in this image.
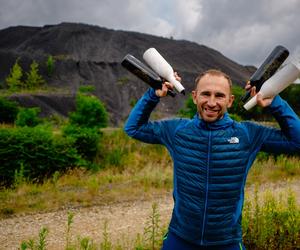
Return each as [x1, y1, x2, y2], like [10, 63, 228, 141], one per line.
[62, 124, 102, 162]
[178, 94, 197, 118]
[15, 107, 41, 127]
[0, 97, 19, 123]
[0, 126, 81, 186]
[69, 93, 108, 129]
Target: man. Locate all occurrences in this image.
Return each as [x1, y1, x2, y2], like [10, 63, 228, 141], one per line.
[124, 69, 300, 250]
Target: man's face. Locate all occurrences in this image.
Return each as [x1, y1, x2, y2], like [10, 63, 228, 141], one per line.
[192, 74, 234, 123]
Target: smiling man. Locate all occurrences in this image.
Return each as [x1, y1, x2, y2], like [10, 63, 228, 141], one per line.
[124, 69, 300, 250]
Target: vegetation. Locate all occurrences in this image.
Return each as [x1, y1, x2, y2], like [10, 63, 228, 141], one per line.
[62, 89, 108, 163]
[0, 88, 109, 185]
[18, 188, 299, 249]
[25, 60, 45, 89]
[5, 59, 23, 91]
[15, 107, 41, 127]
[0, 129, 299, 215]
[46, 55, 55, 77]
[4, 58, 49, 93]
[243, 188, 299, 249]
[0, 126, 80, 186]
[0, 97, 19, 123]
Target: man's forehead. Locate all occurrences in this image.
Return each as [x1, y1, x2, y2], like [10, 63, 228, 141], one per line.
[197, 75, 231, 91]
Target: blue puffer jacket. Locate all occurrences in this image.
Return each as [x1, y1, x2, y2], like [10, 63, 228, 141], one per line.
[124, 88, 300, 246]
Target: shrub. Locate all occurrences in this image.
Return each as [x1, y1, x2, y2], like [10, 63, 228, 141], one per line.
[69, 93, 108, 129]
[178, 94, 197, 118]
[0, 126, 80, 186]
[62, 124, 102, 162]
[0, 97, 19, 123]
[15, 107, 41, 127]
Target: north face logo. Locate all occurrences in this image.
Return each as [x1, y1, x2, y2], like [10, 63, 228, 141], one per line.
[228, 137, 239, 144]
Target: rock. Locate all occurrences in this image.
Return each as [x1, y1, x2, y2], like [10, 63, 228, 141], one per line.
[0, 22, 255, 126]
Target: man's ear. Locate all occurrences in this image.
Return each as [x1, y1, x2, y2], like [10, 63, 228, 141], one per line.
[227, 94, 235, 108]
[192, 90, 197, 104]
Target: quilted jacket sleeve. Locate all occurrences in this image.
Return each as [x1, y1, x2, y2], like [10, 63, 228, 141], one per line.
[245, 95, 300, 154]
[124, 88, 182, 148]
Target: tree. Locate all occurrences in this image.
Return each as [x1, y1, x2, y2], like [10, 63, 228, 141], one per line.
[5, 59, 23, 91]
[25, 61, 45, 89]
[46, 55, 55, 77]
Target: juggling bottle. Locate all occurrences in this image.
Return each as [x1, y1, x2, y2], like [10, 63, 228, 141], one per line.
[121, 54, 176, 97]
[240, 45, 289, 104]
[243, 60, 300, 110]
[143, 48, 185, 95]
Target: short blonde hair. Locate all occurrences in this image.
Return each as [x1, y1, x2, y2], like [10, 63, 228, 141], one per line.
[194, 69, 232, 91]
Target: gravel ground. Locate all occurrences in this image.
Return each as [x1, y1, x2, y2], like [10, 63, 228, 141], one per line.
[0, 181, 299, 250]
[0, 195, 173, 250]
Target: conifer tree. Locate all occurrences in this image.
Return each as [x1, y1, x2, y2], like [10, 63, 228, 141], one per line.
[25, 60, 45, 89]
[46, 55, 55, 77]
[5, 59, 23, 91]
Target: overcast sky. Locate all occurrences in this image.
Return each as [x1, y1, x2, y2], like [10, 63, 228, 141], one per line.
[0, 0, 299, 66]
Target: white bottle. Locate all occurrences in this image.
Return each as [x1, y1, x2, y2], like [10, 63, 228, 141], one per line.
[243, 60, 300, 110]
[143, 48, 185, 94]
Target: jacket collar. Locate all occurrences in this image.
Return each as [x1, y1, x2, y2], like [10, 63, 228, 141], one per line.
[193, 112, 234, 130]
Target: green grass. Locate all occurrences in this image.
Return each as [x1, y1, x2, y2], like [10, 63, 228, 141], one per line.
[0, 128, 299, 219]
[0, 85, 72, 96]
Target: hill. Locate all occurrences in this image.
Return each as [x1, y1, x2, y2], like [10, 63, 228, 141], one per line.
[0, 22, 254, 125]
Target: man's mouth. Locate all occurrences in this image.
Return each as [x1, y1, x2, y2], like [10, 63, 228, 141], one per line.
[204, 107, 219, 116]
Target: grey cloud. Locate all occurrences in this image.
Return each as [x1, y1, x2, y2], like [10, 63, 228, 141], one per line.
[182, 0, 300, 66]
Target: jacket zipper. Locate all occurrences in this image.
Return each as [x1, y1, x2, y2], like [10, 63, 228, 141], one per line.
[201, 129, 211, 244]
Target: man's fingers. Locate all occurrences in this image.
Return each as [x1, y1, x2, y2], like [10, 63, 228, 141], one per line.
[164, 81, 174, 90]
[245, 81, 251, 90]
[156, 82, 174, 97]
[250, 86, 256, 97]
[256, 93, 273, 107]
[174, 72, 182, 82]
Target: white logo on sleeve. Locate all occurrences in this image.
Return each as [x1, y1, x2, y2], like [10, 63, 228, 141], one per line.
[228, 137, 239, 144]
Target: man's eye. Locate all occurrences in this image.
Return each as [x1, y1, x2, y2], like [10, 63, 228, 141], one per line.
[201, 92, 210, 96]
[216, 93, 225, 98]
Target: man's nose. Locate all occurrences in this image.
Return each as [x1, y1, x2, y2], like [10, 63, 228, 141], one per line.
[207, 96, 216, 106]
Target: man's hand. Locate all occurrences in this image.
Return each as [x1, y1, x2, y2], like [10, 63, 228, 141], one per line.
[245, 81, 274, 108]
[155, 72, 181, 97]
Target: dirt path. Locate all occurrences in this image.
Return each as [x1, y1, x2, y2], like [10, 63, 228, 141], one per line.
[0, 181, 299, 250]
[0, 195, 173, 250]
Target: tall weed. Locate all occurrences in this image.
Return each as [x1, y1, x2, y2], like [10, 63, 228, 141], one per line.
[242, 188, 299, 249]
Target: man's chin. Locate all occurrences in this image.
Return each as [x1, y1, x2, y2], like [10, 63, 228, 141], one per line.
[202, 113, 224, 123]
[202, 115, 218, 123]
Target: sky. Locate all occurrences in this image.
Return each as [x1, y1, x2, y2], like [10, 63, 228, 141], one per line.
[0, 0, 300, 67]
